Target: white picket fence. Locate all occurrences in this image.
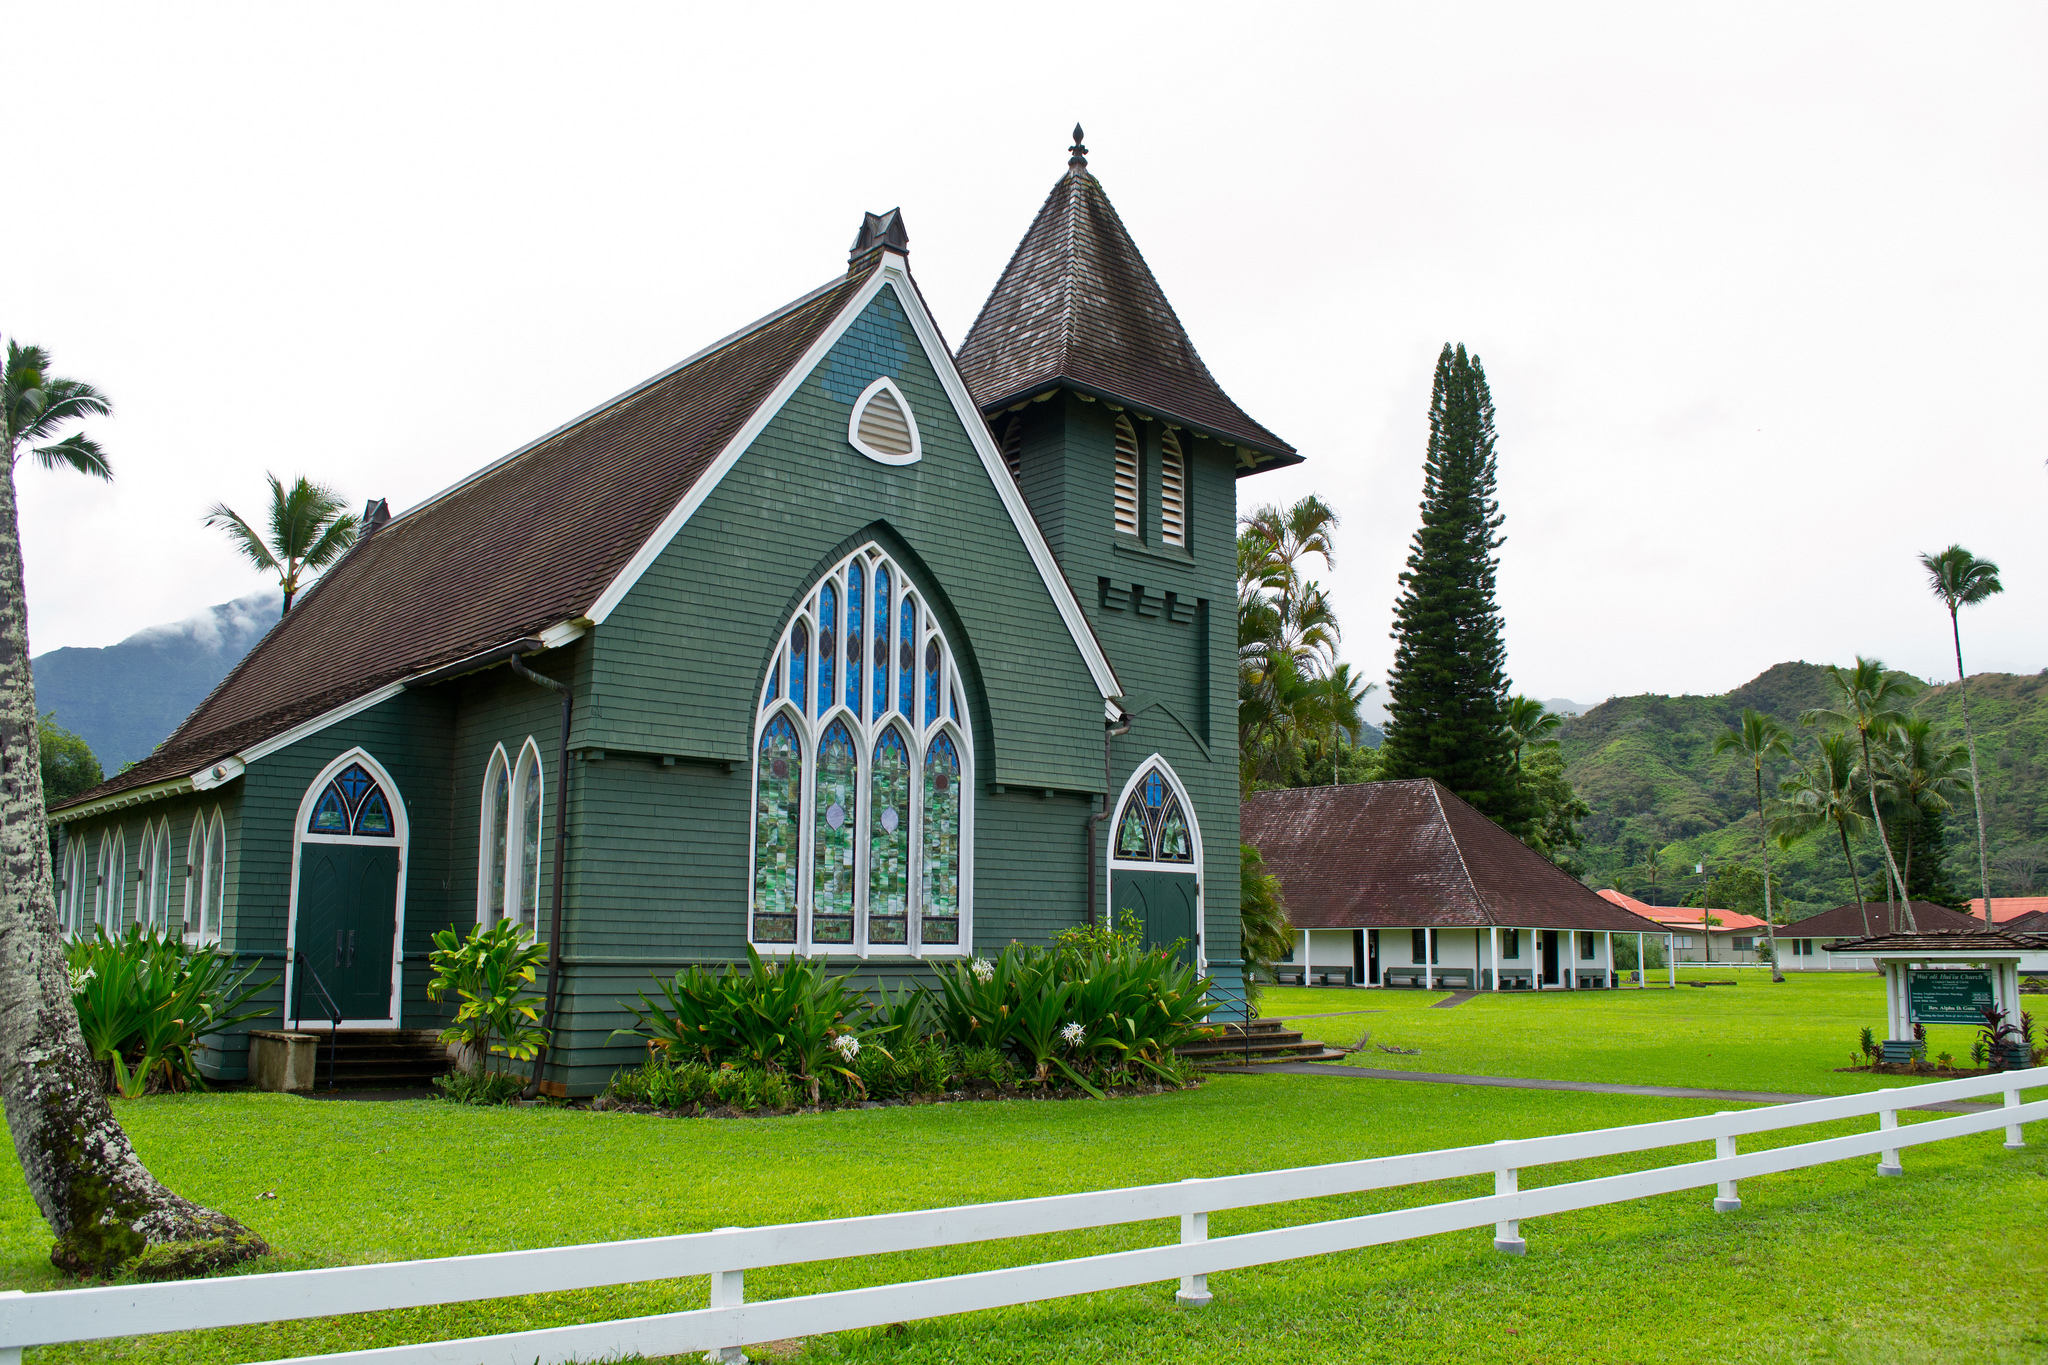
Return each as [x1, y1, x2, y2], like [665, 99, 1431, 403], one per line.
[0, 1067, 2040, 1365]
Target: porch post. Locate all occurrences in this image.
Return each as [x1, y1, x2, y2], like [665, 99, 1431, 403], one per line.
[1490, 925, 1500, 992]
[1637, 932, 1645, 987]
[1667, 935, 1676, 989]
[1424, 927, 1434, 990]
[1304, 929, 1312, 986]
[1605, 931, 1615, 989]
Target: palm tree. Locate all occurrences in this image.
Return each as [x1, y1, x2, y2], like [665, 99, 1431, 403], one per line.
[1920, 546, 2003, 930]
[0, 339, 266, 1274]
[1877, 717, 1971, 901]
[205, 473, 359, 613]
[1775, 734, 1872, 934]
[1504, 695, 1563, 770]
[1713, 708, 1792, 982]
[1804, 658, 1921, 932]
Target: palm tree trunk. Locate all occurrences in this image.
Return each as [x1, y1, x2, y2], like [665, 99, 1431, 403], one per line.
[1951, 610, 1995, 931]
[0, 465, 268, 1277]
[1839, 823, 1869, 936]
[1755, 767, 1782, 983]
[1860, 731, 1918, 934]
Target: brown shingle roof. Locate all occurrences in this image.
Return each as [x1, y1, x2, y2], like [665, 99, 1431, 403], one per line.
[1784, 901, 1983, 940]
[1824, 930, 2036, 954]
[57, 265, 876, 813]
[956, 156, 1297, 468]
[1241, 779, 1664, 933]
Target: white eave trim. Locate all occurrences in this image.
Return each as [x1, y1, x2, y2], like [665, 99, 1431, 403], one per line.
[49, 777, 195, 825]
[583, 253, 1123, 701]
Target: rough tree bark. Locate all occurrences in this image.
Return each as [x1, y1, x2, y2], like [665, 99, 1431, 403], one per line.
[0, 464, 268, 1277]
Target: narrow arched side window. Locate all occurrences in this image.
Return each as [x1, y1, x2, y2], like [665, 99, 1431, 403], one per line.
[1112, 415, 1139, 538]
[751, 543, 973, 955]
[98, 830, 126, 930]
[152, 821, 173, 928]
[512, 740, 544, 934]
[204, 811, 227, 943]
[1001, 415, 1024, 479]
[478, 746, 510, 925]
[1159, 428, 1186, 548]
[61, 836, 85, 936]
[186, 813, 206, 940]
[137, 820, 156, 930]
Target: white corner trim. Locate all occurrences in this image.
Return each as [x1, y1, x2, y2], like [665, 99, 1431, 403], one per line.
[582, 261, 1124, 702]
[846, 375, 922, 466]
[191, 756, 246, 792]
[538, 619, 589, 650]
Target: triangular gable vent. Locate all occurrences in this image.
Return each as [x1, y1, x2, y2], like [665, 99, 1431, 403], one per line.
[849, 376, 920, 465]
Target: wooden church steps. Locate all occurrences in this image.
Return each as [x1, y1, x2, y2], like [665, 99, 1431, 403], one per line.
[1178, 1018, 1345, 1066]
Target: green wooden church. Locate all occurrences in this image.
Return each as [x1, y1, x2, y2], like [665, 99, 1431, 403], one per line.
[50, 132, 1300, 1094]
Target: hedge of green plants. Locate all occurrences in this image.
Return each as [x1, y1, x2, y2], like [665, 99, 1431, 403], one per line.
[603, 932, 1214, 1113]
[66, 925, 272, 1097]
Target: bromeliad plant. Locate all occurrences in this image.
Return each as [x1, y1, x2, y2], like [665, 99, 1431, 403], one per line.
[426, 920, 550, 1068]
[66, 926, 273, 1098]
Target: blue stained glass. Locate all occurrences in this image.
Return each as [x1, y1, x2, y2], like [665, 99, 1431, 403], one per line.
[872, 565, 890, 721]
[845, 562, 863, 712]
[790, 620, 809, 716]
[924, 638, 940, 725]
[308, 785, 349, 833]
[353, 787, 394, 837]
[898, 598, 915, 715]
[951, 686, 960, 721]
[1144, 771, 1165, 810]
[817, 584, 837, 714]
[763, 647, 780, 709]
[336, 763, 373, 810]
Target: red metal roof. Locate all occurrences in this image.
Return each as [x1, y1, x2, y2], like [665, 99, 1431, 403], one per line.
[1242, 780, 1663, 933]
[1595, 890, 1769, 932]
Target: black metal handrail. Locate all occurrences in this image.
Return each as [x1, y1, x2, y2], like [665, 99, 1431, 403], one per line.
[291, 951, 343, 1091]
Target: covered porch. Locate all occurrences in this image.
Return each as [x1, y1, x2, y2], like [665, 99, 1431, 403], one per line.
[1280, 923, 1664, 991]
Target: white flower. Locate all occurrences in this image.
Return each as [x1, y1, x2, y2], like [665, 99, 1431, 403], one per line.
[1059, 1022, 1086, 1047]
[67, 965, 95, 993]
[831, 1034, 860, 1062]
[970, 958, 995, 984]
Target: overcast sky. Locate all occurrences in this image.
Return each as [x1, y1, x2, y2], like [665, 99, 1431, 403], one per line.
[9, 4, 2042, 711]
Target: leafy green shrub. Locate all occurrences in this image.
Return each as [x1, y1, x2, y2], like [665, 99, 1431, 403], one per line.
[958, 1045, 1013, 1086]
[66, 925, 272, 1097]
[432, 1068, 526, 1105]
[425, 920, 549, 1066]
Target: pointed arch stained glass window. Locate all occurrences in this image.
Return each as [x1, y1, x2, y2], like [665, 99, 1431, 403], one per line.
[1115, 794, 1152, 860]
[813, 720, 858, 944]
[790, 620, 809, 715]
[924, 638, 940, 725]
[751, 715, 802, 944]
[869, 727, 910, 945]
[872, 565, 891, 721]
[309, 785, 350, 833]
[921, 732, 961, 945]
[898, 597, 915, 716]
[1156, 796, 1193, 863]
[844, 561, 863, 713]
[1143, 770, 1166, 812]
[354, 787, 394, 837]
[817, 584, 837, 714]
[336, 764, 373, 809]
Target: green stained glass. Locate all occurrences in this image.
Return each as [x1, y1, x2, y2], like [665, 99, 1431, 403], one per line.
[920, 732, 961, 943]
[309, 785, 349, 834]
[868, 728, 910, 944]
[752, 715, 802, 943]
[813, 720, 858, 943]
[1115, 794, 1151, 859]
[1156, 796, 1193, 863]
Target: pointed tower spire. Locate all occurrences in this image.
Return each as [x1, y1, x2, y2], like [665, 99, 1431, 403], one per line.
[958, 136, 1296, 469]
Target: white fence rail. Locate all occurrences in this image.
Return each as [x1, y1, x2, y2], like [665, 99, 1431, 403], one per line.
[1, 1067, 2041, 1365]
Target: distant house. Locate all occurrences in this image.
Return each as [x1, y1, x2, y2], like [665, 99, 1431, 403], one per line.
[1242, 780, 1664, 991]
[1595, 890, 1769, 965]
[1777, 901, 1981, 971]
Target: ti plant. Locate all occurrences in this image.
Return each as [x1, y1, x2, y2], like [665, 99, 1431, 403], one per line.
[66, 926, 273, 1098]
[426, 920, 550, 1066]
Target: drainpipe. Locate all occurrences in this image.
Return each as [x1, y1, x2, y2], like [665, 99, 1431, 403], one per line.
[509, 652, 572, 1100]
[1082, 709, 1132, 927]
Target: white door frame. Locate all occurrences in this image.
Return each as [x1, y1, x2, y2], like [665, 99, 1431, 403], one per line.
[283, 747, 410, 1029]
[1103, 754, 1205, 971]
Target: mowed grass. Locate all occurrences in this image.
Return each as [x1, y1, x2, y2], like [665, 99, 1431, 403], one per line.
[1262, 969, 2003, 1095]
[0, 971, 2039, 1364]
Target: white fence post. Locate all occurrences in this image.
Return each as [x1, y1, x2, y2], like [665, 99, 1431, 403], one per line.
[2007, 1087, 2028, 1151]
[705, 1229, 746, 1365]
[1713, 1118, 1741, 1212]
[0, 1289, 18, 1365]
[1493, 1141, 1525, 1254]
[1176, 1178, 1212, 1306]
[1877, 1104, 1903, 1177]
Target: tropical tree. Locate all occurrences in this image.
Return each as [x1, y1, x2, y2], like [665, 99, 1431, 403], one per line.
[1877, 717, 1971, 906]
[0, 339, 267, 1274]
[1504, 695, 1564, 770]
[1239, 844, 1293, 1001]
[205, 473, 359, 613]
[1920, 545, 2003, 929]
[37, 714, 102, 809]
[1804, 658, 1921, 933]
[1713, 709, 1792, 982]
[1774, 733, 1872, 934]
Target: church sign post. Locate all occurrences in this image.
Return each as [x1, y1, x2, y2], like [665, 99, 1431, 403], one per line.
[1908, 969, 1996, 1026]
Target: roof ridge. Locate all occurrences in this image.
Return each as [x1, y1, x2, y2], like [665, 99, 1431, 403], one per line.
[1427, 779, 1494, 924]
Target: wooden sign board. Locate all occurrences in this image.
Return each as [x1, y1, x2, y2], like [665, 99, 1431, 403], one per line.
[1909, 969, 1994, 1025]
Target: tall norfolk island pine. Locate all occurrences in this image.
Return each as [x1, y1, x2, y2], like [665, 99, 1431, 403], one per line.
[0, 340, 266, 1274]
[1379, 344, 1523, 827]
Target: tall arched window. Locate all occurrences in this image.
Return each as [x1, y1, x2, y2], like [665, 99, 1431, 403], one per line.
[1112, 415, 1139, 537]
[96, 830, 126, 930]
[203, 810, 227, 942]
[511, 740, 544, 933]
[477, 740, 544, 933]
[186, 812, 207, 939]
[479, 746, 510, 924]
[61, 836, 87, 936]
[752, 544, 973, 954]
[1159, 428, 1186, 547]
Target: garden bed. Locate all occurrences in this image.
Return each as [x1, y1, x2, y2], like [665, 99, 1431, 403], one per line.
[590, 1076, 1201, 1121]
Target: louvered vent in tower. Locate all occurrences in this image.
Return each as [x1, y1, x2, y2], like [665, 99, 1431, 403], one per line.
[1160, 429, 1186, 547]
[848, 377, 920, 465]
[1001, 417, 1024, 479]
[1113, 415, 1139, 537]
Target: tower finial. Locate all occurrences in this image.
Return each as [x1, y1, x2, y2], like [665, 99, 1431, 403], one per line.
[1068, 124, 1088, 172]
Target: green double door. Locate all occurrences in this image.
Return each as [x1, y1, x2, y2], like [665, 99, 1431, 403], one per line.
[296, 844, 399, 1020]
[1110, 870, 1199, 962]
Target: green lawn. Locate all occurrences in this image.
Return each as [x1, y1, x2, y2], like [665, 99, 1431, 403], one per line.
[1262, 969, 1999, 1096]
[2, 970, 2042, 1364]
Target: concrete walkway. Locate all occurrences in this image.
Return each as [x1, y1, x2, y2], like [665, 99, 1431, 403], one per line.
[1431, 991, 1480, 1008]
[1212, 1061, 1994, 1113]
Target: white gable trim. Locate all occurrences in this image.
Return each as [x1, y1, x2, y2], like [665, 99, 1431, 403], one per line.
[583, 254, 1123, 701]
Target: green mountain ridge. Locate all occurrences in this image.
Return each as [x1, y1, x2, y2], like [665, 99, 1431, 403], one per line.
[1559, 661, 2048, 921]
